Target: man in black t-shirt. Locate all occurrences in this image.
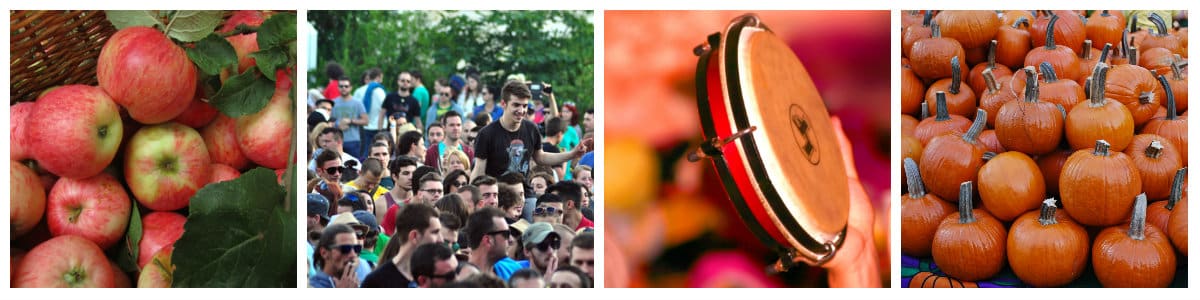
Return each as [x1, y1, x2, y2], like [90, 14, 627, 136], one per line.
[383, 71, 424, 128]
[472, 80, 591, 179]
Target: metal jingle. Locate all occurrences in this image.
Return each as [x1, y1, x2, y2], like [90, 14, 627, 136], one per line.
[687, 126, 758, 162]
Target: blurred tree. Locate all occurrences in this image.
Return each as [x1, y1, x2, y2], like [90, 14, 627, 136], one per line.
[308, 10, 595, 111]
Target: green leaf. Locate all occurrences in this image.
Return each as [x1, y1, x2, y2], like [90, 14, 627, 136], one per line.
[106, 10, 162, 30]
[249, 46, 289, 81]
[257, 13, 296, 50]
[164, 10, 224, 43]
[186, 34, 239, 76]
[114, 203, 142, 273]
[172, 168, 294, 287]
[210, 66, 275, 117]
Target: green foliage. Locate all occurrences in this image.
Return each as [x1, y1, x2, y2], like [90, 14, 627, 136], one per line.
[186, 34, 238, 76]
[308, 10, 595, 111]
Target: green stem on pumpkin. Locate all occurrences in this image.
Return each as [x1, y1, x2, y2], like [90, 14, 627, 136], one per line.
[950, 56, 962, 94]
[958, 181, 976, 224]
[935, 91, 951, 121]
[1157, 74, 1178, 120]
[964, 109, 986, 143]
[1149, 13, 1170, 37]
[1045, 14, 1060, 50]
[904, 158, 926, 198]
[1167, 167, 1188, 210]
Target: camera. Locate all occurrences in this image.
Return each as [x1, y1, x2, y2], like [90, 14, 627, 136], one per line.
[529, 83, 543, 101]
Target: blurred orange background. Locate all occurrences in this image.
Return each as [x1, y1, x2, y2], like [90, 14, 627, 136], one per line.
[603, 11, 892, 288]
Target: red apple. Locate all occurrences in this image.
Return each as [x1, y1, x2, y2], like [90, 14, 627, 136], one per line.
[236, 85, 293, 169]
[137, 247, 174, 288]
[11, 162, 46, 238]
[173, 87, 218, 128]
[210, 163, 241, 184]
[46, 173, 131, 249]
[201, 114, 251, 170]
[219, 10, 265, 33]
[124, 123, 211, 211]
[11, 247, 27, 278]
[27, 85, 124, 179]
[138, 211, 186, 269]
[110, 260, 132, 288]
[275, 168, 287, 185]
[226, 33, 260, 74]
[13, 235, 116, 288]
[10, 102, 35, 161]
[97, 26, 197, 124]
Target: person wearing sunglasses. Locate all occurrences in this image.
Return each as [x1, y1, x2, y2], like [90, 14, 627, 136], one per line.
[465, 207, 521, 281]
[310, 149, 345, 216]
[471, 81, 593, 182]
[410, 242, 459, 288]
[424, 79, 467, 135]
[330, 76, 370, 163]
[532, 194, 565, 225]
[310, 223, 363, 288]
[521, 222, 562, 284]
[442, 169, 470, 195]
[385, 71, 424, 130]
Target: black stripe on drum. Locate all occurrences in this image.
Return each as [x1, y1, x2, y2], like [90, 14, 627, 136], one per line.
[693, 31, 787, 256]
[720, 17, 829, 256]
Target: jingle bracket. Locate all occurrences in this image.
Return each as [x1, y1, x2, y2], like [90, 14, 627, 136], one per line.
[687, 126, 758, 162]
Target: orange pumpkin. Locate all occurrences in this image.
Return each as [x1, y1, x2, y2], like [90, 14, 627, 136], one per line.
[1033, 61, 1086, 109]
[978, 130, 1005, 154]
[911, 22, 967, 80]
[996, 17, 1032, 70]
[1103, 62, 1163, 127]
[1060, 140, 1143, 227]
[1085, 11, 1124, 53]
[1032, 11, 1087, 58]
[1007, 199, 1089, 287]
[908, 272, 979, 288]
[901, 158, 955, 257]
[920, 109, 988, 202]
[1139, 13, 1184, 56]
[1000, 10, 1033, 31]
[978, 151, 1045, 222]
[1141, 74, 1188, 164]
[1075, 40, 1106, 86]
[1147, 168, 1186, 238]
[967, 40, 1013, 103]
[931, 181, 1007, 281]
[934, 10, 1000, 49]
[1167, 195, 1188, 256]
[1124, 134, 1182, 200]
[978, 68, 1020, 128]
[1065, 64, 1135, 151]
[925, 56, 977, 118]
[902, 11, 934, 59]
[1093, 194, 1176, 287]
[1026, 14, 1082, 83]
[902, 61, 926, 116]
[901, 114, 919, 137]
[914, 92, 970, 145]
[996, 66, 1064, 155]
[1139, 47, 1175, 75]
[1037, 146, 1073, 197]
[1165, 56, 1188, 113]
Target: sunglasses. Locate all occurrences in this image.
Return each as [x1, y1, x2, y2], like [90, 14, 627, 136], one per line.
[333, 244, 363, 254]
[324, 166, 345, 174]
[486, 229, 511, 239]
[444, 240, 460, 252]
[453, 181, 468, 188]
[338, 85, 351, 88]
[534, 206, 562, 216]
[428, 271, 456, 281]
[536, 238, 561, 252]
[439, 93, 451, 97]
[573, 259, 594, 267]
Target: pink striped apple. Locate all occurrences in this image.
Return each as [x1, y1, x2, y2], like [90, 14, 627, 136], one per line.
[28, 85, 124, 179]
[11, 162, 46, 238]
[236, 84, 293, 169]
[13, 235, 117, 288]
[124, 123, 211, 211]
[201, 114, 251, 170]
[10, 102, 35, 161]
[138, 211, 186, 269]
[137, 248, 174, 288]
[46, 173, 131, 249]
[209, 163, 241, 184]
[97, 26, 196, 124]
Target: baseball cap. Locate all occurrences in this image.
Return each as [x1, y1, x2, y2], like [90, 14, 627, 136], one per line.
[352, 210, 379, 233]
[521, 222, 559, 247]
[307, 194, 330, 224]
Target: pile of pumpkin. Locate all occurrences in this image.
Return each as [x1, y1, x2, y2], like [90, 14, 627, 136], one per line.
[900, 10, 1187, 288]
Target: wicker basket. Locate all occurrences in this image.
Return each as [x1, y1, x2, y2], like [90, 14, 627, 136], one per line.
[10, 11, 116, 103]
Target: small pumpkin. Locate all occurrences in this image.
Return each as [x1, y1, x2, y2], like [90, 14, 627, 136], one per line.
[1032, 61, 1085, 110]
[1075, 40, 1108, 87]
[934, 10, 1000, 49]
[995, 17, 1032, 69]
[1139, 47, 1175, 75]
[931, 181, 1007, 281]
[901, 134, 924, 167]
[1124, 135, 1183, 200]
[1060, 140, 1143, 227]
[1139, 13, 1184, 56]
[901, 61, 926, 116]
[914, 91, 970, 145]
[901, 158, 955, 257]
[907, 272, 979, 288]
[978, 68, 1020, 128]
[1065, 64, 1135, 151]
[1026, 14, 1082, 82]
[1167, 193, 1188, 256]
[1007, 199, 1089, 287]
[1104, 60, 1163, 127]
[925, 56, 977, 118]
[996, 66, 1064, 155]
[978, 130, 1005, 154]
[1147, 168, 1186, 237]
[1085, 10, 1125, 52]
[1164, 56, 1188, 113]
[1037, 146, 1073, 197]
[920, 108, 988, 202]
[1142, 74, 1188, 164]
[901, 114, 919, 137]
[911, 22, 966, 80]
[1031, 11, 1087, 58]
[902, 11, 934, 59]
[967, 40, 1013, 103]
[1093, 194, 1176, 288]
[978, 151, 1045, 222]
[1000, 10, 1033, 31]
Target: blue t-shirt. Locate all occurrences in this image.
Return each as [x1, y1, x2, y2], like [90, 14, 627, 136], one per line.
[474, 104, 505, 123]
[331, 97, 367, 142]
[492, 257, 524, 281]
[580, 151, 594, 169]
[309, 271, 335, 288]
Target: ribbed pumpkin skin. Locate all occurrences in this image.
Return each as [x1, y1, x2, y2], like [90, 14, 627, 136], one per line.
[995, 22, 1031, 69]
[1065, 99, 1134, 152]
[911, 36, 965, 80]
[901, 65, 926, 115]
[1059, 146, 1142, 226]
[1007, 208, 1089, 287]
[1037, 147, 1073, 197]
[1124, 134, 1182, 200]
[1093, 224, 1176, 287]
[1031, 11, 1087, 57]
[901, 189, 954, 257]
[1167, 199, 1188, 256]
[1104, 64, 1164, 127]
[932, 208, 1007, 281]
[1086, 11, 1125, 52]
[934, 11, 1000, 49]
[996, 96, 1064, 155]
[920, 136, 986, 203]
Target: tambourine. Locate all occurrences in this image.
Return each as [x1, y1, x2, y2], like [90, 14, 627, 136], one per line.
[689, 14, 850, 273]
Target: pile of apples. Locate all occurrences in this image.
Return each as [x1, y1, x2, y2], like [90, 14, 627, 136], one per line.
[10, 11, 292, 288]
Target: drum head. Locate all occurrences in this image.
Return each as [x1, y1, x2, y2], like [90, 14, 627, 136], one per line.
[720, 22, 850, 249]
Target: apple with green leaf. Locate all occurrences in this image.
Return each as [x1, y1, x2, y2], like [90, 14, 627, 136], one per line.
[138, 211, 186, 269]
[202, 114, 251, 170]
[97, 26, 197, 124]
[137, 247, 175, 288]
[46, 173, 131, 249]
[27, 85, 124, 179]
[210, 163, 240, 184]
[124, 123, 211, 211]
[236, 81, 293, 169]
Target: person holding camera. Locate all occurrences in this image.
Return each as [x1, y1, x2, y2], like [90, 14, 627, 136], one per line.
[471, 80, 591, 180]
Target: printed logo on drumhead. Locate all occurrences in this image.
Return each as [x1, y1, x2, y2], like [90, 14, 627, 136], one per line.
[789, 105, 819, 165]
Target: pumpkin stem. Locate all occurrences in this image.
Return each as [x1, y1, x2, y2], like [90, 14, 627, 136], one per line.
[958, 181, 976, 224]
[1045, 14, 1059, 50]
[922, 10, 932, 27]
[1128, 12, 1139, 34]
[1056, 103, 1067, 121]
[963, 109, 986, 143]
[1081, 40, 1094, 59]
[931, 21, 942, 38]
[982, 68, 999, 94]
[1144, 140, 1165, 159]
[903, 158, 926, 198]
[987, 40, 998, 69]
[1098, 43, 1112, 65]
[1101, 10, 1111, 17]
[1166, 167, 1187, 210]
[920, 101, 930, 119]
[1013, 17, 1030, 29]
[1170, 55, 1184, 80]
[950, 56, 962, 94]
[935, 92, 951, 121]
[1038, 198, 1059, 226]
[1119, 30, 1129, 58]
[1093, 139, 1111, 157]
[1156, 74, 1178, 120]
[982, 152, 997, 161]
[1129, 46, 1139, 66]
[1090, 63, 1110, 106]
[1040, 61, 1059, 83]
[1024, 66, 1040, 103]
[1149, 13, 1169, 37]
[1128, 193, 1149, 240]
[1084, 76, 1092, 99]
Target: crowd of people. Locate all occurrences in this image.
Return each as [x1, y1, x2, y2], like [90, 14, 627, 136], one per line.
[305, 63, 596, 288]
